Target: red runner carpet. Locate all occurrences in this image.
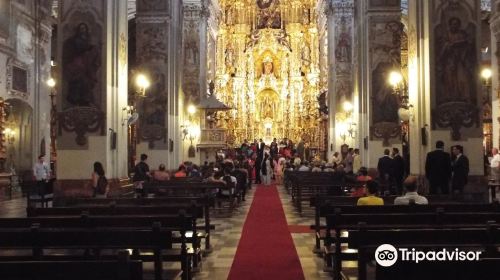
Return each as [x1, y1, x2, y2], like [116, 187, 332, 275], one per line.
[228, 185, 305, 280]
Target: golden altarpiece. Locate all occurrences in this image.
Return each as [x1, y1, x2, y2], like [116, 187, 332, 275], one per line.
[213, 0, 326, 149]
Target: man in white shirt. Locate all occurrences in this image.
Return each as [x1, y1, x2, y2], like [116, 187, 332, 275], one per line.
[394, 176, 428, 205]
[33, 155, 51, 195]
[490, 148, 500, 181]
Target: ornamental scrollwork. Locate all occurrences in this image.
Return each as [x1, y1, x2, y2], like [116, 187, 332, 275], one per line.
[432, 102, 479, 141]
[140, 124, 167, 149]
[58, 106, 105, 146]
[370, 122, 401, 147]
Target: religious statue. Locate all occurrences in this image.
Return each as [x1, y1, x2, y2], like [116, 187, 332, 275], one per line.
[257, 0, 274, 9]
[225, 44, 235, 69]
[184, 40, 198, 66]
[63, 22, 100, 107]
[301, 44, 311, 66]
[263, 60, 274, 75]
[256, 0, 281, 29]
[261, 95, 274, 119]
[437, 17, 475, 104]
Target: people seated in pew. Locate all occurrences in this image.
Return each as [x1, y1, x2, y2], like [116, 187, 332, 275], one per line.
[394, 175, 428, 205]
[357, 180, 384, 206]
[351, 167, 372, 197]
[189, 164, 202, 179]
[91, 161, 109, 198]
[311, 161, 323, 172]
[298, 161, 310, 171]
[153, 164, 170, 181]
[323, 163, 335, 172]
[221, 167, 237, 196]
[174, 165, 187, 178]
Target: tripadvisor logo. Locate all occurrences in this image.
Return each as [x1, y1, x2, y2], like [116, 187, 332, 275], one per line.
[374, 244, 482, 267]
[375, 244, 398, 267]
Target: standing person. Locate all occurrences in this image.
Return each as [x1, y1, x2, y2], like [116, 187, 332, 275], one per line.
[296, 139, 305, 160]
[425, 140, 452, 194]
[331, 152, 341, 167]
[490, 148, 500, 181]
[91, 161, 109, 198]
[343, 148, 354, 174]
[451, 145, 469, 194]
[275, 156, 285, 184]
[33, 155, 51, 196]
[377, 149, 393, 193]
[352, 149, 361, 174]
[132, 154, 151, 197]
[392, 147, 405, 194]
[260, 153, 273, 186]
[270, 138, 278, 159]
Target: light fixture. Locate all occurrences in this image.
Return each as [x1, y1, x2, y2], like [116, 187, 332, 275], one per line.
[388, 70, 411, 112]
[122, 105, 136, 126]
[3, 128, 15, 144]
[481, 68, 492, 80]
[187, 104, 197, 115]
[342, 101, 353, 114]
[135, 73, 150, 97]
[47, 78, 56, 88]
[388, 71, 403, 88]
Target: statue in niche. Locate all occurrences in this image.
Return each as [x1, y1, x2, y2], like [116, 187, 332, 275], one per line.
[225, 44, 235, 70]
[436, 17, 475, 104]
[63, 22, 100, 107]
[257, 0, 274, 9]
[301, 44, 311, 66]
[257, 0, 281, 29]
[260, 95, 274, 119]
[263, 60, 274, 75]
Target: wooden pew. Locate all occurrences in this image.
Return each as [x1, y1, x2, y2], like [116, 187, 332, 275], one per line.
[145, 181, 238, 210]
[285, 171, 349, 214]
[309, 194, 489, 253]
[0, 222, 190, 280]
[27, 205, 205, 270]
[53, 196, 216, 252]
[0, 251, 145, 280]
[348, 224, 500, 280]
[324, 206, 500, 280]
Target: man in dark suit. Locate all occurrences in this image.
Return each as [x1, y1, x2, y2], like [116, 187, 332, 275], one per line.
[255, 139, 265, 184]
[451, 145, 469, 194]
[392, 147, 405, 194]
[425, 140, 452, 194]
[377, 149, 393, 193]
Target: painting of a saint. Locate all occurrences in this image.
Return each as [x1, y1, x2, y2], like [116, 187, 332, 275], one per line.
[372, 62, 399, 123]
[263, 60, 273, 75]
[436, 17, 476, 104]
[257, 0, 274, 9]
[335, 32, 351, 63]
[63, 22, 101, 107]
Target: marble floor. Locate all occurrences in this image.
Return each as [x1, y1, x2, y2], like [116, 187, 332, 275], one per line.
[0, 185, 355, 280]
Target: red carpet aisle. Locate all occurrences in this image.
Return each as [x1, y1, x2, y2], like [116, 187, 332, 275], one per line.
[228, 185, 305, 280]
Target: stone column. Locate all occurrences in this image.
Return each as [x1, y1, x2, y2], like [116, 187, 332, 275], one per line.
[491, 1, 500, 151]
[56, 0, 128, 195]
[358, 0, 402, 168]
[330, 1, 355, 155]
[135, 0, 169, 165]
[428, 0, 483, 177]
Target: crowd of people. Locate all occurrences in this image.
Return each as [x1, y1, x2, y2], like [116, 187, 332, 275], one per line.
[32, 136, 476, 203]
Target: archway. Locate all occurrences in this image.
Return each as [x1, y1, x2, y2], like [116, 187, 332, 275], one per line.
[4, 98, 33, 174]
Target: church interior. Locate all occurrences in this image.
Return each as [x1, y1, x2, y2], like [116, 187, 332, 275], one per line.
[1, 0, 500, 279]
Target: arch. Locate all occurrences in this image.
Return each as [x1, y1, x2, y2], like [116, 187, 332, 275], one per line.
[4, 98, 33, 173]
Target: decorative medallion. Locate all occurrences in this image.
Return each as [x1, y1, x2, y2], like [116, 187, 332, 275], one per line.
[432, 102, 479, 141]
[58, 107, 105, 146]
[140, 124, 167, 149]
[370, 122, 401, 147]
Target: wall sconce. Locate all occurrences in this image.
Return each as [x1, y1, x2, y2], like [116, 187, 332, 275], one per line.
[3, 128, 15, 144]
[122, 105, 138, 126]
[135, 73, 150, 97]
[388, 70, 413, 121]
[481, 67, 492, 94]
[339, 121, 356, 143]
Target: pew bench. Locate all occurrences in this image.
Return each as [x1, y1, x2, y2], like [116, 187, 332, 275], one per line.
[0, 223, 190, 280]
[348, 225, 500, 280]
